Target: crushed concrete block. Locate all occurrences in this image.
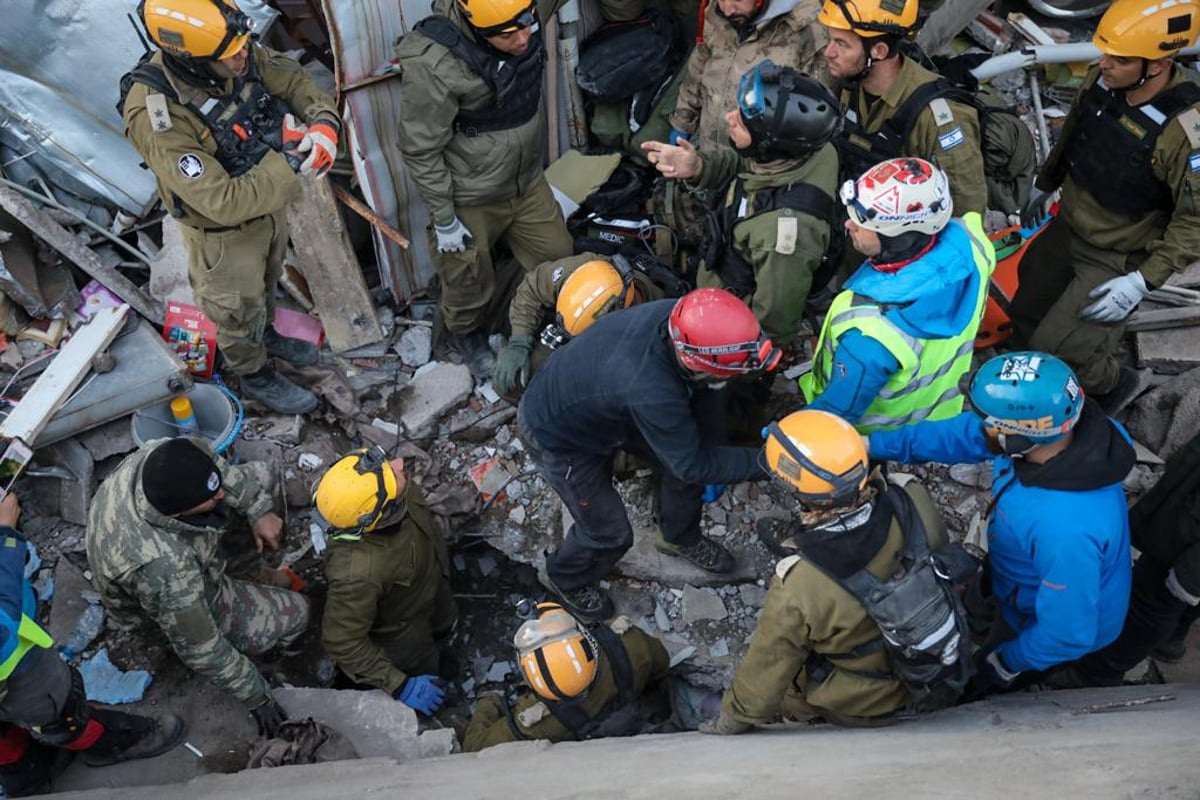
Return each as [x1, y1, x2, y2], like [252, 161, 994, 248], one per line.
[508, 505, 526, 525]
[1126, 366, 1200, 461]
[298, 453, 325, 472]
[76, 418, 136, 462]
[398, 362, 474, 437]
[737, 584, 766, 609]
[38, 439, 93, 526]
[949, 463, 992, 490]
[48, 558, 94, 645]
[654, 604, 672, 632]
[395, 326, 432, 368]
[668, 645, 697, 668]
[682, 585, 727, 624]
[485, 661, 512, 682]
[709, 639, 730, 658]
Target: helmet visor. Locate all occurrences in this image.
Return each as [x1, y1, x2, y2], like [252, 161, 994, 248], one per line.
[764, 421, 867, 505]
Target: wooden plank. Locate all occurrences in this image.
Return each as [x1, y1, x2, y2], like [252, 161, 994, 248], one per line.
[0, 185, 163, 323]
[285, 178, 384, 353]
[1127, 305, 1200, 332]
[0, 305, 128, 443]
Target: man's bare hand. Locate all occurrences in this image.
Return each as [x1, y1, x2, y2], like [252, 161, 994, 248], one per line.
[0, 494, 19, 529]
[641, 138, 703, 181]
[252, 512, 284, 553]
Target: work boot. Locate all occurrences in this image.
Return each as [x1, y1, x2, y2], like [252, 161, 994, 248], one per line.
[263, 326, 319, 366]
[0, 729, 73, 797]
[81, 709, 186, 768]
[1092, 366, 1141, 416]
[537, 564, 613, 622]
[448, 331, 496, 380]
[654, 530, 735, 574]
[240, 362, 318, 414]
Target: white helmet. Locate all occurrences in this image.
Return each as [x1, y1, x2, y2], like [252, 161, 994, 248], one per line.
[840, 157, 953, 238]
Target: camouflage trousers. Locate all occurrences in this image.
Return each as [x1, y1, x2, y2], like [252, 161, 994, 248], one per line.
[213, 575, 309, 657]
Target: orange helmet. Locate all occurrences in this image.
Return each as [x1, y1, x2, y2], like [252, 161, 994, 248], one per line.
[763, 410, 869, 507]
[555, 260, 637, 337]
[1094, 0, 1200, 59]
[140, 0, 253, 61]
[456, 0, 538, 36]
[514, 602, 598, 701]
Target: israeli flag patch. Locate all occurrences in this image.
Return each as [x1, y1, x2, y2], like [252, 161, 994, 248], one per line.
[1189, 152, 1200, 173]
[939, 126, 965, 151]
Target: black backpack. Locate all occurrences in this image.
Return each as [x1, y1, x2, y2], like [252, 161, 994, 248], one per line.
[575, 9, 682, 104]
[808, 481, 978, 712]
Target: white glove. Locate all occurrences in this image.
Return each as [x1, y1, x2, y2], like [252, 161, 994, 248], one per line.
[1079, 271, 1149, 324]
[434, 217, 473, 253]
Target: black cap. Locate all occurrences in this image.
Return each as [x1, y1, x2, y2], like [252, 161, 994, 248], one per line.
[142, 439, 223, 516]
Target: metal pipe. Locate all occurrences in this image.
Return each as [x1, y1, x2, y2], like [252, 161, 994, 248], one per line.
[556, 0, 589, 149]
[971, 41, 1200, 81]
[1028, 70, 1052, 163]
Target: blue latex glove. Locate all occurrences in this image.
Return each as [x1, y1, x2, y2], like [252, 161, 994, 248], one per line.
[668, 128, 690, 145]
[701, 484, 725, 504]
[396, 674, 446, 715]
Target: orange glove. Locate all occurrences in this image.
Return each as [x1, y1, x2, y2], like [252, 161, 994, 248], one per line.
[298, 119, 338, 178]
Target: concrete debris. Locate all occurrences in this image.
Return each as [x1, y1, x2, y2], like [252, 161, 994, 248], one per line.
[949, 463, 993, 490]
[708, 639, 730, 659]
[297, 453, 325, 472]
[668, 645, 697, 668]
[484, 661, 513, 683]
[1126, 366, 1200, 461]
[477, 554, 498, 577]
[654, 603, 672, 632]
[398, 362, 474, 437]
[681, 585, 727, 624]
[47, 558, 92, 645]
[737, 584, 766, 610]
[395, 325, 432, 368]
[508, 505, 526, 525]
[75, 418, 137, 462]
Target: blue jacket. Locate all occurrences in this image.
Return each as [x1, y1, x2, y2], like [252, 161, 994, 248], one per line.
[809, 219, 984, 423]
[869, 402, 1134, 673]
[0, 525, 44, 677]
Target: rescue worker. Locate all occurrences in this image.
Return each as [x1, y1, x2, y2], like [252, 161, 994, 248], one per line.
[395, 0, 644, 379]
[86, 438, 309, 739]
[463, 602, 669, 749]
[819, 0, 987, 216]
[520, 288, 782, 620]
[646, 61, 841, 350]
[868, 352, 1135, 693]
[492, 253, 668, 402]
[0, 493, 185, 796]
[314, 448, 457, 717]
[667, 0, 827, 151]
[701, 410, 955, 734]
[1009, 0, 1200, 411]
[1065, 429, 1200, 686]
[121, 0, 342, 414]
[799, 157, 994, 432]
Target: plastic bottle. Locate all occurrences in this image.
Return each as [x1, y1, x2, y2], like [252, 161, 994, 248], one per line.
[59, 604, 105, 662]
[170, 396, 201, 436]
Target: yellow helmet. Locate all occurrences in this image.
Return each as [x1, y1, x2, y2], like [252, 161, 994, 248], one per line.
[818, 0, 919, 37]
[312, 447, 398, 539]
[1093, 0, 1200, 59]
[555, 260, 637, 338]
[141, 0, 253, 61]
[514, 602, 598, 701]
[763, 410, 869, 507]
[456, 0, 538, 36]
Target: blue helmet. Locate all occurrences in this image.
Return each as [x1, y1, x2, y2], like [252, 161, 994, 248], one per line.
[968, 352, 1084, 450]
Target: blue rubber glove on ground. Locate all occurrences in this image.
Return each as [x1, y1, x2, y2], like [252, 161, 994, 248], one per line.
[396, 674, 446, 715]
[702, 484, 725, 504]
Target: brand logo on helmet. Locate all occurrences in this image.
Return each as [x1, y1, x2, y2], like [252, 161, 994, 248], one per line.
[178, 153, 205, 179]
[998, 354, 1042, 382]
[1063, 375, 1080, 402]
[1159, 36, 1190, 51]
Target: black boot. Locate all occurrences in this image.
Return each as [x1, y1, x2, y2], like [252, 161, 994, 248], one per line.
[0, 730, 72, 797]
[448, 331, 496, 380]
[240, 362, 318, 414]
[81, 709, 186, 768]
[263, 326, 320, 366]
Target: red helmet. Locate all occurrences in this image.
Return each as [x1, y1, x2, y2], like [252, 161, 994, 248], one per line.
[668, 288, 782, 378]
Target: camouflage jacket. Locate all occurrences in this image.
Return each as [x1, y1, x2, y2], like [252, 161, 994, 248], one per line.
[85, 438, 275, 705]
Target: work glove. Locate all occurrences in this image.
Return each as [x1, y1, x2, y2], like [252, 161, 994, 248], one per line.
[276, 114, 307, 173]
[494, 335, 534, 397]
[1079, 271, 1149, 324]
[668, 128, 690, 145]
[434, 217, 473, 253]
[297, 119, 339, 177]
[249, 694, 287, 738]
[396, 674, 446, 715]
[701, 484, 725, 504]
[1019, 187, 1051, 230]
[698, 711, 751, 736]
[966, 649, 1020, 700]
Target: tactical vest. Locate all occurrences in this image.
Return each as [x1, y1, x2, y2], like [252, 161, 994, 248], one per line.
[1066, 78, 1200, 217]
[117, 50, 294, 181]
[800, 214, 992, 433]
[702, 177, 837, 296]
[414, 16, 546, 137]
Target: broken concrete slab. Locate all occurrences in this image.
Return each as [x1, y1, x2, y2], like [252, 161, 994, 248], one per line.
[37, 438, 94, 526]
[244, 414, 304, 446]
[1126, 366, 1200, 461]
[396, 325, 432, 368]
[1135, 327, 1200, 375]
[398, 362, 473, 437]
[48, 558, 93, 644]
[274, 688, 456, 762]
[1132, 440, 1165, 466]
[76, 417, 137, 462]
[681, 585, 727, 624]
[614, 526, 759, 588]
[147, 216, 194, 307]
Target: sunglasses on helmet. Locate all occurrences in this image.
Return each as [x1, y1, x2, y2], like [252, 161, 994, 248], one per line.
[676, 336, 783, 375]
[474, 4, 538, 37]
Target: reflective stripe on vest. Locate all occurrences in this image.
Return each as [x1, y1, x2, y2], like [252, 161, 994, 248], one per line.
[0, 614, 54, 680]
[802, 214, 994, 433]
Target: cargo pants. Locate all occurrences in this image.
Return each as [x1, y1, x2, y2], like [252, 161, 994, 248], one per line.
[180, 209, 288, 376]
[431, 174, 573, 335]
[212, 575, 310, 657]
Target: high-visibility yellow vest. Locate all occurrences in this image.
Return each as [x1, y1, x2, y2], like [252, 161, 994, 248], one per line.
[0, 604, 53, 680]
[800, 213, 994, 433]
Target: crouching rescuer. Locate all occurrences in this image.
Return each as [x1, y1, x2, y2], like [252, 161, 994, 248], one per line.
[702, 410, 975, 734]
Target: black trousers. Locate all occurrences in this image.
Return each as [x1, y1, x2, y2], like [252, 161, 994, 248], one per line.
[519, 408, 702, 591]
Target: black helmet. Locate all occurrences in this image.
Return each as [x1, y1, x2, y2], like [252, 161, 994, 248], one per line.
[735, 60, 842, 161]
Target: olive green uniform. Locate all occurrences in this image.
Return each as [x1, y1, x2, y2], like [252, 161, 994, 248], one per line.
[462, 619, 669, 751]
[395, 0, 643, 334]
[1009, 66, 1200, 394]
[839, 57, 987, 216]
[722, 479, 946, 727]
[669, 0, 827, 151]
[321, 486, 456, 695]
[691, 145, 838, 347]
[122, 48, 339, 375]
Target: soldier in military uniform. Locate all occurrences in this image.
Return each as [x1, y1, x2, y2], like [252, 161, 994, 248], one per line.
[819, 0, 986, 218]
[701, 411, 951, 734]
[667, 0, 827, 151]
[86, 438, 308, 739]
[313, 449, 457, 718]
[121, 0, 342, 414]
[492, 252, 671, 401]
[463, 604, 669, 750]
[1009, 0, 1200, 411]
[395, 0, 643, 379]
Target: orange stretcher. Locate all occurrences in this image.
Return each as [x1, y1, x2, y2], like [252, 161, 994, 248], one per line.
[976, 214, 1053, 349]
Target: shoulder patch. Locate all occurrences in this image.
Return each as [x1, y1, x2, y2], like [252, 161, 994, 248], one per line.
[775, 554, 803, 580]
[1190, 152, 1200, 174]
[145, 93, 173, 132]
[775, 215, 798, 255]
[178, 153, 205, 179]
[551, 265, 565, 286]
[938, 125, 965, 151]
[929, 97, 955, 126]
[1177, 107, 1200, 150]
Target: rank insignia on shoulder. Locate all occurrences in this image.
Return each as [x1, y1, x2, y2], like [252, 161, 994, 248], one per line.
[1189, 152, 1200, 174]
[938, 126, 965, 151]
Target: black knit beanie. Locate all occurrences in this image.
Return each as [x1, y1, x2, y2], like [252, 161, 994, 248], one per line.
[142, 439, 223, 516]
